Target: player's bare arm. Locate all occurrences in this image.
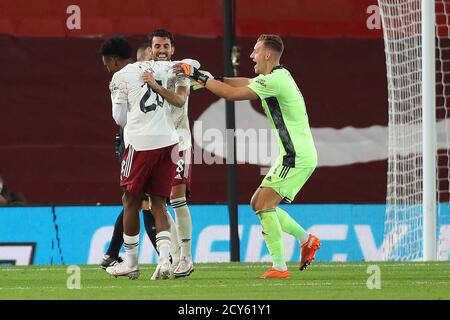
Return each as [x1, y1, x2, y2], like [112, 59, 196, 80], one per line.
[175, 63, 257, 101]
[223, 77, 252, 87]
[206, 78, 257, 101]
[143, 71, 188, 107]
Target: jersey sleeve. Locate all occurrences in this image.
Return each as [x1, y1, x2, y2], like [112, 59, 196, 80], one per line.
[247, 73, 279, 100]
[109, 72, 128, 127]
[109, 72, 128, 105]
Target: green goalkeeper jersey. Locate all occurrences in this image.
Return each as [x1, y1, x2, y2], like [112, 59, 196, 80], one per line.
[248, 66, 317, 168]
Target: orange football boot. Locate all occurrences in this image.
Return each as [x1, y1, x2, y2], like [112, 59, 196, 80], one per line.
[259, 267, 291, 279]
[299, 234, 321, 271]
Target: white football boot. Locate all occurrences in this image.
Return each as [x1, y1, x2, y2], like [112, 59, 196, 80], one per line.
[151, 260, 174, 280]
[174, 256, 194, 278]
[106, 261, 139, 280]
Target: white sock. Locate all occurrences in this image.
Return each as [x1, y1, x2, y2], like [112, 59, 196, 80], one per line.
[299, 233, 311, 246]
[156, 231, 171, 263]
[123, 233, 139, 268]
[167, 213, 180, 264]
[273, 265, 288, 272]
[171, 196, 192, 258]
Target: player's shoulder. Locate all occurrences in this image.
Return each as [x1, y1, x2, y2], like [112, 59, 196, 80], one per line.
[111, 63, 136, 83]
[270, 65, 290, 78]
[155, 60, 175, 67]
[125, 61, 153, 75]
[149, 60, 174, 71]
[252, 71, 278, 88]
[131, 61, 173, 77]
[266, 66, 291, 86]
[110, 69, 128, 92]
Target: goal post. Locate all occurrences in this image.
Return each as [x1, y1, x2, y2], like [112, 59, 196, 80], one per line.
[421, 0, 437, 261]
[379, 0, 450, 261]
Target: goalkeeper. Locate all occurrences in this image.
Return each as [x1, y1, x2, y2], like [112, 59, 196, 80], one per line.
[176, 34, 321, 279]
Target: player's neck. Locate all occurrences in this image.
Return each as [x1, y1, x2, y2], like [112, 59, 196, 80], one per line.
[263, 60, 281, 75]
[119, 59, 134, 69]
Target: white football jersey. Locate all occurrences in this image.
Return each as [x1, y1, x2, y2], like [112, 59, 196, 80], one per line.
[166, 70, 192, 151]
[110, 61, 179, 151]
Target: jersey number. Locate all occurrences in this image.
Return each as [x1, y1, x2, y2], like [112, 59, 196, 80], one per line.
[140, 81, 165, 113]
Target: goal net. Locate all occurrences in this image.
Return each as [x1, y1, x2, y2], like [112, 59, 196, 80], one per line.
[379, 0, 450, 261]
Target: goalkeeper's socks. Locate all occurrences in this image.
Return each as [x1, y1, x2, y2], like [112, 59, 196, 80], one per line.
[171, 197, 192, 258]
[142, 209, 158, 252]
[276, 207, 309, 245]
[273, 265, 288, 272]
[257, 209, 287, 269]
[105, 209, 125, 257]
[156, 231, 171, 262]
[123, 233, 139, 268]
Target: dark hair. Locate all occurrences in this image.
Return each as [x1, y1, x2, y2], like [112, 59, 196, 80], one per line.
[257, 34, 284, 55]
[100, 37, 132, 60]
[148, 28, 175, 46]
[137, 42, 150, 52]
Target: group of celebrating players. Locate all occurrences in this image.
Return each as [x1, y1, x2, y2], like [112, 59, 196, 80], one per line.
[99, 29, 321, 280]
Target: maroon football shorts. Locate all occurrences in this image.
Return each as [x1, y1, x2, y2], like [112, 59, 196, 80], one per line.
[171, 147, 193, 196]
[120, 144, 178, 198]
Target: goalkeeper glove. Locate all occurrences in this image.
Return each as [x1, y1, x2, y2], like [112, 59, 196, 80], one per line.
[114, 132, 125, 160]
[179, 63, 210, 86]
[191, 71, 214, 90]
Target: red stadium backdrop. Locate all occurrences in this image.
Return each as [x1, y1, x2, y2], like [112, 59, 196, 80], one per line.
[0, 0, 388, 205]
[0, 0, 383, 38]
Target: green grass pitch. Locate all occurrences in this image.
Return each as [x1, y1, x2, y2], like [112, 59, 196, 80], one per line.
[0, 262, 449, 300]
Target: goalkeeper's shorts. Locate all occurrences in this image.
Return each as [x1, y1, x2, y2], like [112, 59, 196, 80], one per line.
[260, 163, 316, 203]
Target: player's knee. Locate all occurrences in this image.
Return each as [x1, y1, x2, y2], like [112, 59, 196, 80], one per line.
[170, 185, 186, 200]
[149, 197, 165, 214]
[251, 190, 264, 212]
[170, 192, 184, 201]
[252, 196, 277, 213]
[151, 203, 163, 214]
[122, 192, 140, 209]
[251, 197, 262, 212]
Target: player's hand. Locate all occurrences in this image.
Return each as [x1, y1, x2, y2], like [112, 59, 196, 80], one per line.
[191, 71, 214, 90]
[143, 71, 160, 90]
[174, 63, 210, 86]
[114, 133, 124, 158]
